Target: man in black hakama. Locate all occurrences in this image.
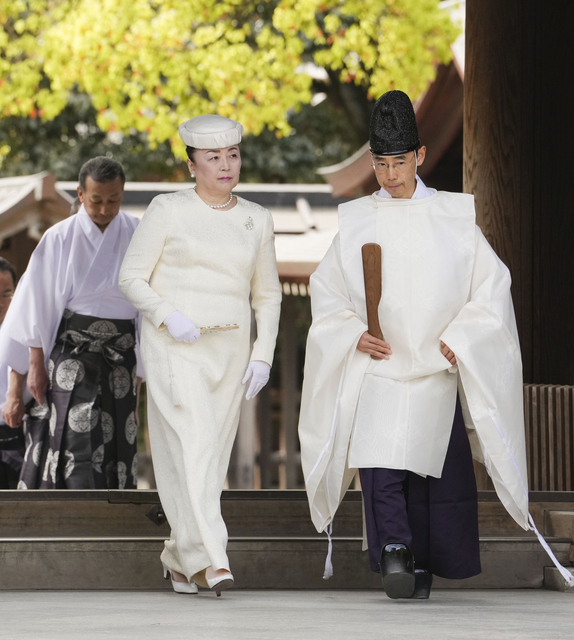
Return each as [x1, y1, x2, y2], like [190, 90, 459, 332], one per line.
[0, 157, 142, 490]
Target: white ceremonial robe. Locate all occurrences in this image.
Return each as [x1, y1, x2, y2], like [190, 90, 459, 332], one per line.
[0, 205, 143, 375]
[299, 189, 530, 538]
[349, 177, 459, 475]
[119, 189, 281, 579]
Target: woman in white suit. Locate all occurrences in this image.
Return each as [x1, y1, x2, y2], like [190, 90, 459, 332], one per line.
[119, 115, 281, 595]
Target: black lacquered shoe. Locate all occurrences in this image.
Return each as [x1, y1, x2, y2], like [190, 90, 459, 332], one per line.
[379, 543, 415, 599]
[409, 569, 433, 599]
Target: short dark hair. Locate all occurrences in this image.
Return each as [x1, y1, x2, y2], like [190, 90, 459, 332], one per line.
[0, 257, 16, 287]
[78, 156, 126, 191]
[186, 146, 196, 161]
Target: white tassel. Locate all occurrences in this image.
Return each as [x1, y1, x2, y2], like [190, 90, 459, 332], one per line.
[170, 378, 182, 406]
[322, 522, 334, 580]
[528, 514, 574, 588]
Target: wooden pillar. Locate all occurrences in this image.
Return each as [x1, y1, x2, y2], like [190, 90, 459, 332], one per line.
[280, 294, 299, 488]
[229, 396, 256, 489]
[228, 310, 257, 489]
[257, 384, 273, 489]
[464, 0, 574, 384]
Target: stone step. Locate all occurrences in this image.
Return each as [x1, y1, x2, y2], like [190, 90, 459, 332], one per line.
[0, 536, 570, 591]
[1, 490, 572, 592]
[1, 490, 573, 539]
[545, 510, 574, 543]
[543, 567, 574, 593]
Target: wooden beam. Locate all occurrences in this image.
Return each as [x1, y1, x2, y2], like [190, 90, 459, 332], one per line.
[464, 0, 574, 384]
[280, 295, 299, 488]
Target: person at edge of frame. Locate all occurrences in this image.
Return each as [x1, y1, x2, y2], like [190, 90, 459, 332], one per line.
[0, 257, 30, 488]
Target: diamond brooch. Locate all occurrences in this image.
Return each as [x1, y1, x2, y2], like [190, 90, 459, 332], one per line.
[244, 217, 254, 230]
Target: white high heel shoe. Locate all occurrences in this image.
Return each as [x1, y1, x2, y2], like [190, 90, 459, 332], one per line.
[206, 571, 234, 596]
[162, 563, 198, 595]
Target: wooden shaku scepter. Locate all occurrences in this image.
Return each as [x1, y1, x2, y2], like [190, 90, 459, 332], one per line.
[361, 243, 384, 360]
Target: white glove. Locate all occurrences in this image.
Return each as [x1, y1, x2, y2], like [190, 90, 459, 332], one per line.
[164, 311, 201, 343]
[242, 360, 270, 401]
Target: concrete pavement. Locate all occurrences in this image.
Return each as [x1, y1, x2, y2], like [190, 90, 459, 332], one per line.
[1, 590, 573, 640]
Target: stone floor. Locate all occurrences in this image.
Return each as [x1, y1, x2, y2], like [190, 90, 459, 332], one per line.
[1, 590, 573, 640]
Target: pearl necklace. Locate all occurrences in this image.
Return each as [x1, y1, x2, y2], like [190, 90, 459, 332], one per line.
[194, 187, 234, 209]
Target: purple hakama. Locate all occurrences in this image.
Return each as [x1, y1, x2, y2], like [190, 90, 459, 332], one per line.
[359, 398, 481, 579]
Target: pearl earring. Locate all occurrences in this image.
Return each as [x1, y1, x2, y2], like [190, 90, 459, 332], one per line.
[191, 173, 195, 178]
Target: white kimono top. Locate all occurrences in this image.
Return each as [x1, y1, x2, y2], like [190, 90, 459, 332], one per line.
[299, 183, 574, 587]
[0, 206, 143, 376]
[299, 187, 530, 535]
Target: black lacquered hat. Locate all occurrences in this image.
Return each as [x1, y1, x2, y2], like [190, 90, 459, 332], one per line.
[369, 90, 421, 156]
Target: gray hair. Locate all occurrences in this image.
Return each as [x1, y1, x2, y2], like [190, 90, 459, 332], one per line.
[78, 156, 126, 191]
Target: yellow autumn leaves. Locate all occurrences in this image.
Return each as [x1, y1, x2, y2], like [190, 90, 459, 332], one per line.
[0, 0, 458, 157]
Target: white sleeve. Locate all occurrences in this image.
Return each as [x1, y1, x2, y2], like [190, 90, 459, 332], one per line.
[119, 197, 177, 329]
[249, 211, 282, 366]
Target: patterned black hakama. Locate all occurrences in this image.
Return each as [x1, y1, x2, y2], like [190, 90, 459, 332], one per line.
[0, 424, 25, 488]
[18, 310, 138, 490]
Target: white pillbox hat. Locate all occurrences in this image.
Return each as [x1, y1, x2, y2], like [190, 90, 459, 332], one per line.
[178, 115, 244, 149]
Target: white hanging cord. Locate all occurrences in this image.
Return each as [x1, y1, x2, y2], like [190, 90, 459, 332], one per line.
[322, 522, 334, 580]
[489, 416, 574, 588]
[528, 514, 574, 588]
